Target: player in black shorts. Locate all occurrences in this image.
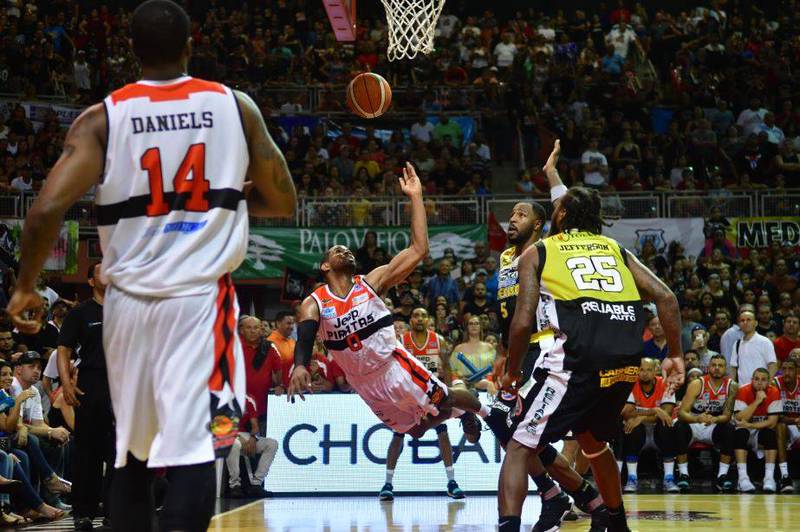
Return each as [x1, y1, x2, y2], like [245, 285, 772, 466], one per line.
[487, 142, 607, 532]
[498, 181, 685, 532]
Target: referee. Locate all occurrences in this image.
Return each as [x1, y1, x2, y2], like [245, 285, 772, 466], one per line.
[58, 262, 115, 531]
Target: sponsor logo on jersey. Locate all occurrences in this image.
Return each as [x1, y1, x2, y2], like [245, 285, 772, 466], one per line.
[163, 220, 208, 234]
[321, 306, 337, 319]
[580, 301, 637, 322]
[525, 385, 557, 433]
[352, 293, 369, 306]
[599, 366, 640, 388]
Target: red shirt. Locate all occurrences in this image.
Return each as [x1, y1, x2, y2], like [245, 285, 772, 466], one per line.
[735, 383, 782, 422]
[242, 340, 281, 416]
[774, 335, 800, 362]
[311, 353, 345, 385]
[627, 376, 676, 409]
[238, 395, 258, 433]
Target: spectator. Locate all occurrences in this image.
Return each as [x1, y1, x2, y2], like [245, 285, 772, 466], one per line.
[224, 395, 276, 499]
[460, 281, 490, 318]
[450, 316, 495, 394]
[756, 304, 781, 337]
[606, 21, 637, 58]
[643, 316, 668, 360]
[774, 313, 800, 363]
[600, 45, 625, 76]
[410, 113, 435, 144]
[690, 326, 718, 371]
[432, 115, 463, 148]
[0, 330, 15, 363]
[720, 305, 753, 365]
[733, 368, 781, 493]
[770, 259, 798, 294]
[423, 260, 460, 308]
[731, 310, 778, 384]
[493, 33, 517, 70]
[736, 97, 768, 137]
[581, 138, 609, 189]
[267, 311, 296, 387]
[239, 317, 282, 429]
[758, 112, 785, 146]
[73, 50, 91, 97]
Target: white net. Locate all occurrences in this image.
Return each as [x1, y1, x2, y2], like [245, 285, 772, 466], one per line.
[380, 0, 446, 61]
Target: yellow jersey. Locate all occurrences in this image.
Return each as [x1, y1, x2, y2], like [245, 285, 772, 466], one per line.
[535, 230, 644, 370]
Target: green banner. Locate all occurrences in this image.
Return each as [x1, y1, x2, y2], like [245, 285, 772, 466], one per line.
[0, 219, 79, 274]
[233, 225, 487, 280]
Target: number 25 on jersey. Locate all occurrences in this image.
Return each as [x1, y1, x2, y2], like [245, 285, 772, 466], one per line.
[142, 143, 210, 216]
[566, 256, 623, 292]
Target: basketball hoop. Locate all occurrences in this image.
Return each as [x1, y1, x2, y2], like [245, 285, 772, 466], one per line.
[380, 0, 446, 61]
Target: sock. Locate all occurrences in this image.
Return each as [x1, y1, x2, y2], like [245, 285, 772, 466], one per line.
[386, 469, 394, 484]
[498, 515, 521, 532]
[718, 462, 730, 477]
[626, 461, 638, 478]
[607, 503, 627, 528]
[779, 462, 789, 478]
[532, 473, 560, 500]
[445, 466, 455, 482]
[663, 462, 674, 479]
[678, 462, 689, 476]
[565, 479, 603, 513]
[765, 463, 775, 482]
[616, 460, 623, 473]
[478, 404, 490, 418]
[737, 463, 749, 481]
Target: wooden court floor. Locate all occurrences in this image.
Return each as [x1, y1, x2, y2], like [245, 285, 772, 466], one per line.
[209, 493, 800, 531]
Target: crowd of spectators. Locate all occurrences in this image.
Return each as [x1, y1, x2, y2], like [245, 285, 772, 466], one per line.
[3, 1, 800, 207]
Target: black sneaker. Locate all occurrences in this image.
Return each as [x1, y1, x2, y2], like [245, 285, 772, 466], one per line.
[589, 506, 610, 532]
[676, 473, 691, 491]
[245, 486, 273, 498]
[459, 412, 482, 443]
[229, 486, 247, 499]
[779, 476, 794, 494]
[74, 517, 93, 531]
[715, 474, 733, 493]
[531, 492, 571, 532]
[607, 505, 631, 532]
[562, 509, 578, 521]
[379, 482, 394, 501]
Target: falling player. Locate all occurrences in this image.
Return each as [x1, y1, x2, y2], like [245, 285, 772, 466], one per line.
[487, 141, 608, 532]
[379, 307, 465, 500]
[289, 164, 487, 445]
[6, 1, 297, 531]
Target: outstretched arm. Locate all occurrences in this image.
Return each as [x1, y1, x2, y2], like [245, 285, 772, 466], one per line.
[544, 139, 568, 206]
[501, 245, 540, 389]
[627, 250, 685, 391]
[8, 104, 106, 333]
[288, 296, 320, 402]
[235, 90, 297, 218]
[365, 163, 428, 293]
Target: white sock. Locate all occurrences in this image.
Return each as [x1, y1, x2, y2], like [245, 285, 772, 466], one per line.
[779, 462, 789, 478]
[386, 469, 395, 484]
[765, 463, 775, 482]
[616, 460, 623, 473]
[445, 466, 455, 481]
[478, 404, 490, 418]
[626, 462, 638, 478]
[737, 463, 749, 481]
[678, 462, 689, 476]
[718, 462, 730, 477]
[664, 462, 674, 479]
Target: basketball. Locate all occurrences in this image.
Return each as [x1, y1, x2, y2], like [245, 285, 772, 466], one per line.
[346, 72, 392, 119]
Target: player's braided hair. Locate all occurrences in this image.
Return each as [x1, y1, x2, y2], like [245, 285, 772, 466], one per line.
[558, 186, 607, 235]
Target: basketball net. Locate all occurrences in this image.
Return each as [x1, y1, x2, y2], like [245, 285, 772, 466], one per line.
[380, 0, 446, 61]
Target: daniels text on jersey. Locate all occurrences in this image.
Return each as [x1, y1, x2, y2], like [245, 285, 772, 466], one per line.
[131, 111, 214, 134]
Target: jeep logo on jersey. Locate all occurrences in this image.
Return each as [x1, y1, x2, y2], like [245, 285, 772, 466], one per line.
[246, 234, 285, 270]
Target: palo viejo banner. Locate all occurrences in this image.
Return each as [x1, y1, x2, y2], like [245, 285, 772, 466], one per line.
[725, 217, 800, 248]
[0, 219, 79, 273]
[234, 225, 487, 280]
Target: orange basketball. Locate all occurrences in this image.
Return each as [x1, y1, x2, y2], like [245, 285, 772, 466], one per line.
[346, 72, 392, 119]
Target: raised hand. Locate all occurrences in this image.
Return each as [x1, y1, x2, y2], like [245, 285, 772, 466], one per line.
[398, 162, 422, 199]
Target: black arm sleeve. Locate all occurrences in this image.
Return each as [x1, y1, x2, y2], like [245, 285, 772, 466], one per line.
[294, 320, 319, 367]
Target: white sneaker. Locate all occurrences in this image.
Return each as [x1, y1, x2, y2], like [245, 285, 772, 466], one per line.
[763, 477, 777, 493]
[738, 477, 756, 493]
[623, 476, 638, 493]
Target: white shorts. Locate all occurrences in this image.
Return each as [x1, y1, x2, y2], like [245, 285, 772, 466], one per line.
[788, 424, 800, 449]
[350, 348, 448, 434]
[104, 276, 245, 468]
[689, 423, 717, 446]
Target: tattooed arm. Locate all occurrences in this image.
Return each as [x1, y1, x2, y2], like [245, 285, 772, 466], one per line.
[235, 90, 297, 218]
[8, 104, 106, 332]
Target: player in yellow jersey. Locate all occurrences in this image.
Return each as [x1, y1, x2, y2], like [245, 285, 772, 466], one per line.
[497, 185, 685, 532]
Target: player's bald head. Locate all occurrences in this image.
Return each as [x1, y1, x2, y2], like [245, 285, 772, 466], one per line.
[131, 0, 191, 68]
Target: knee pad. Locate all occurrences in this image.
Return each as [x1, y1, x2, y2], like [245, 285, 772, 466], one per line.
[539, 443, 558, 467]
[435, 424, 448, 435]
[160, 463, 215, 532]
[713, 423, 735, 455]
[758, 428, 777, 450]
[734, 428, 750, 450]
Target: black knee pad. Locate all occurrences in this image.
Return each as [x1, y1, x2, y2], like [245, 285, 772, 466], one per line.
[758, 428, 777, 450]
[712, 423, 735, 455]
[673, 421, 692, 452]
[160, 463, 215, 532]
[435, 424, 448, 435]
[539, 443, 558, 467]
[734, 428, 750, 450]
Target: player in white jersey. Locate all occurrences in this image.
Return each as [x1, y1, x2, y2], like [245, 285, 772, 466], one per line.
[6, 2, 296, 531]
[288, 164, 488, 442]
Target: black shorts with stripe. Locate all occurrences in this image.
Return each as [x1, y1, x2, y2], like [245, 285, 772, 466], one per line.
[512, 364, 638, 449]
[485, 343, 541, 446]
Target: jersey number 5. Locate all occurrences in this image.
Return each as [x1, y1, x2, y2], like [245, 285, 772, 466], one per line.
[566, 255, 623, 292]
[141, 143, 210, 216]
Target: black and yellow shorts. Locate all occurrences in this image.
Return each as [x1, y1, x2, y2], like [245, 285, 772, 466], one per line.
[511, 363, 639, 449]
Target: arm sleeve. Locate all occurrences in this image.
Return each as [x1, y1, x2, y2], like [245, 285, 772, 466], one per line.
[294, 320, 319, 367]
